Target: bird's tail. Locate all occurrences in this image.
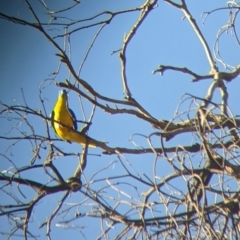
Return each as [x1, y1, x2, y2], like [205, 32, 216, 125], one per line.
[69, 130, 110, 150]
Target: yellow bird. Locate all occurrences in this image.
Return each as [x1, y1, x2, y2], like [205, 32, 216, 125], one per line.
[51, 89, 101, 148]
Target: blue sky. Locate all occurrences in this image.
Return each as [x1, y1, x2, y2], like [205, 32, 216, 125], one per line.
[1, 0, 240, 239]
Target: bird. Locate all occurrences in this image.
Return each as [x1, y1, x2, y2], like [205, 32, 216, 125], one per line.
[51, 89, 102, 148]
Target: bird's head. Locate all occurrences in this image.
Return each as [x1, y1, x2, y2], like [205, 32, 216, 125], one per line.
[59, 89, 68, 100]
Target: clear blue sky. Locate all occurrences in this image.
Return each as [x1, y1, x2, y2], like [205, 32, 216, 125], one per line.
[0, 0, 240, 239]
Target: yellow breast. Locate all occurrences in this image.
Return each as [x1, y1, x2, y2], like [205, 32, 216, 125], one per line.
[53, 97, 75, 141]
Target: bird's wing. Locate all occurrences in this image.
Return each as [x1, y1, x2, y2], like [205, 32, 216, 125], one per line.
[68, 108, 78, 130]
